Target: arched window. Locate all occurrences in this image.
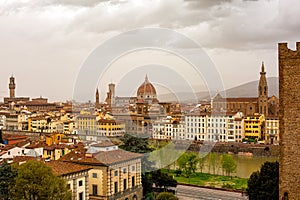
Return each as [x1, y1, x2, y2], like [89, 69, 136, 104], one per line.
[283, 192, 288, 200]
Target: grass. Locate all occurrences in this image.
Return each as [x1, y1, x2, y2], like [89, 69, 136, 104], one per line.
[161, 169, 248, 191]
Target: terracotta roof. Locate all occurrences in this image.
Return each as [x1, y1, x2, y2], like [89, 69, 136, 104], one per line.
[26, 142, 46, 149]
[59, 148, 101, 164]
[59, 146, 143, 166]
[44, 144, 75, 151]
[91, 140, 115, 148]
[46, 161, 91, 176]
[137, 75, 157, 96]
[93, 149, 143, 165]
[214, 97, 258, 102]
[13, 156, 43, 163]
[77, 114, 96, 118]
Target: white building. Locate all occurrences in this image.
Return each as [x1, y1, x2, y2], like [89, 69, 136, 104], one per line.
[185, 113, 207, 141]
[233, 112, 244, 142]
[265, 117, 279, 144]
[152, 117, 185, 140]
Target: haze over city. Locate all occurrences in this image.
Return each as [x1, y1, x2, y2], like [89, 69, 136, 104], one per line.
[1, 0, 299, 102]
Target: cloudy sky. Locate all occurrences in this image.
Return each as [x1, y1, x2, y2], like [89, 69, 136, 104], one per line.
[0, 0, 299, 102]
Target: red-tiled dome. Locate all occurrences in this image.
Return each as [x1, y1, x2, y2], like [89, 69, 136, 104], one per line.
[137, 75, 157, 97]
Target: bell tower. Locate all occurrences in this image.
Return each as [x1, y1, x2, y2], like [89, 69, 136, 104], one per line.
[95, 88, 100, 108]
[9, 75, 16, 98]
[258, 62, 268, 116]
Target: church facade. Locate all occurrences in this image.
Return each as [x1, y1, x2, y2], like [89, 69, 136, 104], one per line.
[212, 62, 279, 118]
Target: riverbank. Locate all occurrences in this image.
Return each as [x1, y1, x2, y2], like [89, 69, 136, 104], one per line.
[189, 142, 279, 157]
[162, 169, 248, 191]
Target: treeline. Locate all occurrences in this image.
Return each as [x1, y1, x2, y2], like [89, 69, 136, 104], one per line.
[172, 152, 237, 177]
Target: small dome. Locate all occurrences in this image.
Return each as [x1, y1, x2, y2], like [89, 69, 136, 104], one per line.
[137, 75, 157, 97]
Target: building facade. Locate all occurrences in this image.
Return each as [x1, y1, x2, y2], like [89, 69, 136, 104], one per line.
[60, 141, 143, 200]
[278, 42, 300, 199]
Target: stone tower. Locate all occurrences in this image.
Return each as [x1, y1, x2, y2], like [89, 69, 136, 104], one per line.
[279, 42, 300, 200]
[108, 83, 115, 105]
[258, 62, 268, 116]
[95, 88, 100, 108]
[9, 75, 16, 98]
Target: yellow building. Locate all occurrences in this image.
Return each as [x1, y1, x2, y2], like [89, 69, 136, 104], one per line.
[28, 116, 48, 132]
[97, 119, 125, 137]
[76, 114, 97, 138]
[43, 144, 74, 160]
[244, 113, 265, 141]
[45, 132, 66, 145]
[60, 141, 143, 200]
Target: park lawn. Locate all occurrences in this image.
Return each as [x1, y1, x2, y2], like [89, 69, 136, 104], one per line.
[162, 169, 248, 191]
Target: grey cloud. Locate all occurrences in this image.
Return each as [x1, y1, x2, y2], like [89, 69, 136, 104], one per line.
[184, 0, 233, 9]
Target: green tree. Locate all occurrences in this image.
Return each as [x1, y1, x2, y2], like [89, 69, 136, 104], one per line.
[120, 133, 153, 153]
[152, 169, 177, 189]
[177, 152, 200, 178]
[198, 153, 206, 173]
[119, 134, 177, 197]
[208, 153, 219, 174]
[247, 161, 279, 200]
[14, 160, 72, 200]
[220, 154, 237, 177]
[156, 192, 178, 200]
[0, 160, 17, 200]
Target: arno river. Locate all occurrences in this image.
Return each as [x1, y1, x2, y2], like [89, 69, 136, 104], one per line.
[198, 154, 278, 178]
[234, 155, 278, 178]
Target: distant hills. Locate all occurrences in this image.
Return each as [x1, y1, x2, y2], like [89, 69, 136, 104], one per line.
[158, 77, 279, 102]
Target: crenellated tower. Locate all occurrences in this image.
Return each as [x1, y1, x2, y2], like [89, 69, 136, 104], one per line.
[9, 75, 16, 98]
[258, 62, 268, 116]
[279, 42, 300, 200]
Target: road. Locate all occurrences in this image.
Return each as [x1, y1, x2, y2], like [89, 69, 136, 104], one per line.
[176, 185, 248, 200]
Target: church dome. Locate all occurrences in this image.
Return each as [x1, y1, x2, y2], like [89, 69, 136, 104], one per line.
[137, 75, 157, 101]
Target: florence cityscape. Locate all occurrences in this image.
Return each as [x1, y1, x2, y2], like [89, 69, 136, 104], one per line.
[0, 1, 300, 200]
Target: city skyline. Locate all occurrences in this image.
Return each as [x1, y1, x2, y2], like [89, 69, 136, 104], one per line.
[1, 0, 299, 102]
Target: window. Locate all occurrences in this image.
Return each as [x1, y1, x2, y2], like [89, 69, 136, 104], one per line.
[79, 180, 83, 187]
[67, 184, 71, 189]
[79, 192, 83, 200]
[132, 176, 135, 187]
[114, 171, 118, 176]
[114, 182, 118, 193]
[123, 179, 127, 190]
[123, 168, 127, 174]
[92, 173, 97, 178]
[92, 184, 98, 195]
[132, 166, 135, 171]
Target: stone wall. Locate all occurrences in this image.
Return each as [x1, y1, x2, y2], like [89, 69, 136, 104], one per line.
[279, 42, 300, 200]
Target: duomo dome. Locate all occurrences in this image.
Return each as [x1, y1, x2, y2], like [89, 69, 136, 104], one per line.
[137, 75, 158, 103]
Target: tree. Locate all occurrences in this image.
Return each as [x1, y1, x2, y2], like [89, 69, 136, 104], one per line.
[177, 152, 200, 179]
[119, 134, 177, 197]
[120, 133, 153, 153]
[0, 160, 17, 200]
[156, 192, 178, 200]
[198, 154, 206, 173]
[14, 160, 72, 200]
[208, 153, 219, 174]
[152, 169, 177, 189]
[220, 154, 237, 177]
[247, 161, 279, 200]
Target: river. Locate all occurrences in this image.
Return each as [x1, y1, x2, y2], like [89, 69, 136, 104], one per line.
[199, 153, 278, 178]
